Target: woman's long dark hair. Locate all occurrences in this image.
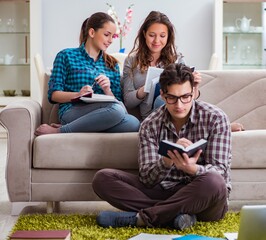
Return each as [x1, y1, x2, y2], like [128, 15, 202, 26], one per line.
[129, 11, 179, 73]
[79, 12, 118, 70]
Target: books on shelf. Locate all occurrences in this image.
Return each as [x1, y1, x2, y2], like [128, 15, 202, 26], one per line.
[71, 92, 118, 103]
[10, 230, 71, 240]
[158, 139, 207, 158]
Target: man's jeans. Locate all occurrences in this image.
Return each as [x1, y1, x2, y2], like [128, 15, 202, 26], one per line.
[92, 169, 228, 227]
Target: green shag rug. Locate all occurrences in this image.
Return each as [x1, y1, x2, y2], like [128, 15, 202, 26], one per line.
[9, 212, 240, 240]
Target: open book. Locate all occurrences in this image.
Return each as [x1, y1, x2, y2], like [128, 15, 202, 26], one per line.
[158, 139, 207, 158]
[80, 94, 118, 103]
[71, 92, 92, 103]
[128, 233, 181, 240]
[129, 233, 222, 240]
[144, 67, 164, 107]
[144, 67, 164, 93]
[71, 92, 118, 103]
[173, 234, 224, 239]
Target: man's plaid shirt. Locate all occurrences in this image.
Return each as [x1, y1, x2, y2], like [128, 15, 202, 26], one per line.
[138, 100, 232, 193]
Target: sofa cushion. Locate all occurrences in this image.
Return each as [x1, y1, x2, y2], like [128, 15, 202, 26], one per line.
[33, 130, 266, 170]
[33, 132, 139, 169]
[231, 130, 266, 168]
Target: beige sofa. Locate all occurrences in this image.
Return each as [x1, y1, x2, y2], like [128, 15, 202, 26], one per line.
[1, 69, 266, 215]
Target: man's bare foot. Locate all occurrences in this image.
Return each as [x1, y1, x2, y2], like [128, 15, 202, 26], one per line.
[35, 124, 60, 136]
[50, 123, 62, 128]
[231, 122, 245, 132]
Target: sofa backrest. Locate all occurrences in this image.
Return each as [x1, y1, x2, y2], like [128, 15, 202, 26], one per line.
[41, 73, 59, 124]
[199, 69, 266, 130]
[41, 69, 266, 130]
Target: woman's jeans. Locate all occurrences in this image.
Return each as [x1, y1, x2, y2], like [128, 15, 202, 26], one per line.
[153, 95, 165, 109]
[60, 102, 140, 133]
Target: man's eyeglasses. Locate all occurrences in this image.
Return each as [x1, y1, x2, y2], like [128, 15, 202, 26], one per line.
[164, 92, 193, 104]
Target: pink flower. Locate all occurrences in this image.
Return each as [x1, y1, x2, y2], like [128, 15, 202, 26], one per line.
[106, 3, 134, 49]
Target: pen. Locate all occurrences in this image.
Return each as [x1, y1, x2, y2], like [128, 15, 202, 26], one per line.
[91, 80, 97, 90]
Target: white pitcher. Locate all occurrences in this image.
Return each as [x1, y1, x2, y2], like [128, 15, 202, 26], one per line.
[4, 54, 14, 64]
[235, 16, 252, 33]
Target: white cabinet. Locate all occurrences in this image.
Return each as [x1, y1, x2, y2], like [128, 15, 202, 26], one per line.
[0, 0, 42, 106]
[214, 0, 266, 69]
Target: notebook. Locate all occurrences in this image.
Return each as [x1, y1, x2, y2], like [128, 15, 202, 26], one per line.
[225, 205, 266, 240]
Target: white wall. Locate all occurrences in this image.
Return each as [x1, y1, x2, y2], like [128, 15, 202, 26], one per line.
[41, 0, 215, 70]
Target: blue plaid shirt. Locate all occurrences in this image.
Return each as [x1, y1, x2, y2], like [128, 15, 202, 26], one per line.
[48, 43, 122, 119]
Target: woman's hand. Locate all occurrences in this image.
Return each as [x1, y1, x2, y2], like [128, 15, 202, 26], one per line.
[52, 86, 93, 103]
[136, 86, 147, 100]
[193, 71, 202, 87]
[95, 74, 113, 96]
[78, 85, 93, 96]
[193, 71, 202, 99]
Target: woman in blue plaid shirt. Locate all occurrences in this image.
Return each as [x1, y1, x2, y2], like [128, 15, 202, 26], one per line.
[35, 12, 140, 135]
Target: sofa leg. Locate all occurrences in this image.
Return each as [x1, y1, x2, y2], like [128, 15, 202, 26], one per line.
[46, 201, 54, 213]
[46, 201, 60, 213]
[54, 201, 60, 212]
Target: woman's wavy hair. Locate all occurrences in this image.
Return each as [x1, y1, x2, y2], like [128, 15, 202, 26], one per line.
[129, 11, 179, 73]
[79, 12, 118, 71]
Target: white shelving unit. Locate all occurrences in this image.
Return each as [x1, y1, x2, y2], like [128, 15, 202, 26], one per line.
[214, 0, 266, 69]
[0, 0, 42, 106]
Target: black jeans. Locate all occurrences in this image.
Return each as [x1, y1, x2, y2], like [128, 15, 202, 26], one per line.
[92, 169, 228, 227]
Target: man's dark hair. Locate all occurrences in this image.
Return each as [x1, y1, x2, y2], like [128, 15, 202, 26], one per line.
[159, 63, 194, 94]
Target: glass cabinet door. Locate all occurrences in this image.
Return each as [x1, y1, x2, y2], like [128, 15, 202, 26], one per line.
[0, 0, 30, 105]
[222, 1, 266, 69]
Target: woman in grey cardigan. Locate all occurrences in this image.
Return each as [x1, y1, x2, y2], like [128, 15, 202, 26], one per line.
[121, 11, 201, 119]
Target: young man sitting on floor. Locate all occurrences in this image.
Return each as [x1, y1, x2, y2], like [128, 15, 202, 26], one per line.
[92, 63, 232, 230]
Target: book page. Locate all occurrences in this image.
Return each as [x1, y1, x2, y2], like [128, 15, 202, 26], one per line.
[158, 139, 207, 158]
[128, 233, 182, 240]
[144, 67, 164, 93]
[186, 139, 207, 151]
[161, 140, 185, 150]
[144, 77, 160, 106]
[80, 94, 118, 103]
[91, 94, 115, 100]
[224, 232, 238, 240]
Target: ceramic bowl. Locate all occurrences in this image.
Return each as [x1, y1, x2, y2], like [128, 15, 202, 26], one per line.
[21, 89, 30, 96]
[3, 90, 16, 96]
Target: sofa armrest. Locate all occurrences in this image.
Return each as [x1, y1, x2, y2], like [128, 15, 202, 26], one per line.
[232, 130, 266, 168]
[0, 100, 41, 201]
